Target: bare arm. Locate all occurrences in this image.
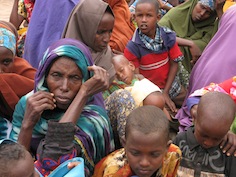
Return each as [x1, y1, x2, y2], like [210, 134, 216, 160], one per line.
[215, 0, 226, 19]
[10, 0, 24, 29]
[163, 60, 178, 113]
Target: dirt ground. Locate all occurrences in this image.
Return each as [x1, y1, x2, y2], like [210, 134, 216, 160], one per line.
[0, 0, 14, 21]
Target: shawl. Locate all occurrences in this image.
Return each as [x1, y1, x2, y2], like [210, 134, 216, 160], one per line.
[10, 38, 114, 173]
[106, 0, 135, 52]
[0, 21, 36, 120]
[159, 0, 218, 72]
[62, 0, 116, 83]
[23, 0, 81, 68]
[93, 144, 181, 177]
[175, 5, 236, 131]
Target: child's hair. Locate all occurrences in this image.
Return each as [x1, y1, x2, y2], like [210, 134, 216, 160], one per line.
[0, 142, 27, 176]
[125, 105, 169, 141]
[136, 0, 160, 14]
[198, 91, 236, 123]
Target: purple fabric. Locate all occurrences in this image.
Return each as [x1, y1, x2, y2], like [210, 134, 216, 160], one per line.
[34, 38, 104, 108]
[176, 5, 236, 131]
[23, 0, 81, 68]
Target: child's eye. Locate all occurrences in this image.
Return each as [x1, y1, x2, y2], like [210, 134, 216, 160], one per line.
[2, 58, 13, 66]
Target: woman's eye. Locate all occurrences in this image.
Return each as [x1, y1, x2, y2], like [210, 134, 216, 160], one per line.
[3, 59, 13, 66]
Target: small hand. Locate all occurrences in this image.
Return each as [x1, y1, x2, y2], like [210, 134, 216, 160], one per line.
[163, 92, 177, 113]
[220, 131, 236, 156]
[67, 161, 81, 169]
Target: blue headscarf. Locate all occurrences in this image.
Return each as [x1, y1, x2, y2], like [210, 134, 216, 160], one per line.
[199, 0, 215, 11]
[0, 26, 16, 55]
[34, 38, 104, 107]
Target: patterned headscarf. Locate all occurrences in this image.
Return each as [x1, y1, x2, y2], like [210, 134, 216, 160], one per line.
[0, 23, 16, 55]
[199, 0, 215, 10]
[34, 38, 104, 107]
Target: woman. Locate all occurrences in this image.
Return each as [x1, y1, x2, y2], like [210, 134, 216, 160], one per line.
[175, 5, 236, 132]
[159, 0, 225, 87]
[10, 38, 114, 176]
[62, 0, 116, 83]
[0, 21, 36, 139]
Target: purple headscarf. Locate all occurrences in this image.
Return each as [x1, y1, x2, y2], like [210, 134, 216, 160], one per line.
[34, 38, 104, 108]
[176, 5, 236, 131]
[23, 0, 81, 68]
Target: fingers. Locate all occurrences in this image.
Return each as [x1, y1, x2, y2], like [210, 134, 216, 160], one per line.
[220, 131, 236, 156]
[67, 162, 81, 169]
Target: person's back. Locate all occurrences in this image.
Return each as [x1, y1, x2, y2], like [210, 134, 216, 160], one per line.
[23, 0, 80, 68]
[93, 106, 181, 177]
[173, 91, 236, 176]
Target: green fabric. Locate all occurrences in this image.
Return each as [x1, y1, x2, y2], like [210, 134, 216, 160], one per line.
[159, 0, 218, 73]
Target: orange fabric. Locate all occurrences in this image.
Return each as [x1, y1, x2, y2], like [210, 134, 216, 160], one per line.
[93, 144, 181, 177]
[107, 0, 135, 52]
[0, 57, 36, 120]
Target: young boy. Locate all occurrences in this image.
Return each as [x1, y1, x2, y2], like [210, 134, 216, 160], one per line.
[124, 0, 185, 114]
[173, 91, 236, 176]
[0, 139, 39, 177]
[93, 106, 181, 177]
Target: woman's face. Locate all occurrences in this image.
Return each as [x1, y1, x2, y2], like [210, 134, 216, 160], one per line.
[46, 57, 83, 110]
[0, 46, 14, 73]
[93, 12, 114, 52]
[192, 3, 212, 22]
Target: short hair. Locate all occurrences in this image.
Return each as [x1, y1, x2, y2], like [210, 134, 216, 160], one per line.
[125, 105, 169, 141]
[0, 143, 27, 176]
[198, 91, 236, 125]
[136, 0, 160, 14]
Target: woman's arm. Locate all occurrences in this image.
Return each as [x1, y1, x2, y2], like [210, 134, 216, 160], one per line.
[10, 0, 25, 29]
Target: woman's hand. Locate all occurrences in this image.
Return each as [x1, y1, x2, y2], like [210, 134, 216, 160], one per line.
[23, 91, 56, 128]
[81, 65, 109, 97]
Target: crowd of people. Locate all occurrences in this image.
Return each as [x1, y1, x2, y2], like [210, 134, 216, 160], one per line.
[1, 0, 236, 176]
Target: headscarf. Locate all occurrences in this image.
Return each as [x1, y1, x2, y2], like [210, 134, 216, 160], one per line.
[35, 38, 104, 107]
[159, 0, 218, 73]
[62, 0, 116, 83]
[23, 0, 81, 68]
[0, 21, 16, 55]
[199, 0, 215, 10]
[176, 5, 236, 131]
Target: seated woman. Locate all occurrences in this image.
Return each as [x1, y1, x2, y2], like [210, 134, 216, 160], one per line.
[159, 0, 225, 87]
[0, 21, 36, 140]
[176, 5, 236, 132]
[10, 38, 114, 176]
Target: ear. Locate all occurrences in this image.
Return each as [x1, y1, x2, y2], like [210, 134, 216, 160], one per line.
[120, 137, 126, 147]
[166, 140, 172, 149]
[129, 62, 135, 72]
[157, 13, 161, 22]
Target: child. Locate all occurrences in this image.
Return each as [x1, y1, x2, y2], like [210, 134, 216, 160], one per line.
[93, 105, 181, 177]
[124, 0, 185, 116]
[173, 91, 236, 176]
[0, 139, 39, 177]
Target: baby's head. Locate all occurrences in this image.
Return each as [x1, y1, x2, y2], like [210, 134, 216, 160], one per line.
[135, 0, 160, 39]
[0, 139, 38, 177]
[124, 106, 171, 177]
[112, 54, 135, 85]
[194, 91, 236, 149]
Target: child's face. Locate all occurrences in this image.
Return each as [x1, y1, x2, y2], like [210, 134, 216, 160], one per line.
[194, 117, 229, 149]
[135, 3, 158, 39]
[112, 56, 135, 85]
[124, 129, 169, 177]
[11, 151, 39, 177]
[0, 46, 14, 73]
